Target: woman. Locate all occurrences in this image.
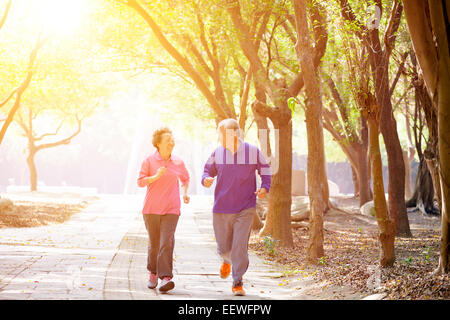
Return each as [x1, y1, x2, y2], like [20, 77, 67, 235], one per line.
[137, 127, 190, 292]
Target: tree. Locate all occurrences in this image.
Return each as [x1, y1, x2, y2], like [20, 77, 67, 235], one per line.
[1, 2, 113, 192]
[123, 0, 239, 121]
[12, 42, 106, 191]
[224, 0, 329, 247]
[292, 0, 329, 262]
[403, 0, 450, 274]
[117, 0, 268, 227]
[321, 74, 372, 207]
[0, 34, 46, 145]
[364, 91, 396, 267]
[337, 0, 411, 237]
[406, 51, 440, 215]
[15, 107, 82, 191]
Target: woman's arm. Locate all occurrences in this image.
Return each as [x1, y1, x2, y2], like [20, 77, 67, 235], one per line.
[145, 171, 163, 184]
[178, 161, 190, 203]
[137, 165, 166, 187]
[181, 183, 190, 204]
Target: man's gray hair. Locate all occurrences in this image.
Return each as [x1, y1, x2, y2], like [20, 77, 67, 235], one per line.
[217, 118, 241, 137]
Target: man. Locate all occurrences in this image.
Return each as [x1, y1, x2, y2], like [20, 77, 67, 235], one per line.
[202, 119, 271, 296]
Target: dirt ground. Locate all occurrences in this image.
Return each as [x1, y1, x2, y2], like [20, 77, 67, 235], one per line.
[249, 195, 449, 300]
[0, 192, 96, 228]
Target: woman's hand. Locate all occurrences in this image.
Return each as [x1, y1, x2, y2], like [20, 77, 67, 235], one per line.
[183, 194, 190, 204]
[156, 166, 167, 177]
[146, 167, 167, 185]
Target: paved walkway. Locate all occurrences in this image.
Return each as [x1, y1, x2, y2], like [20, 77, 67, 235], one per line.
[0, 194, 363, 300]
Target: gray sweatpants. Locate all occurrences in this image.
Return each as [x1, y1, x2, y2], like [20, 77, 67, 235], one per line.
[142, 214, 179, 279]
[212, 207, 255, 285]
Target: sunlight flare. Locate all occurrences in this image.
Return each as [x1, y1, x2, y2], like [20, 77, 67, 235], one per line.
[33, 0, 87, 36]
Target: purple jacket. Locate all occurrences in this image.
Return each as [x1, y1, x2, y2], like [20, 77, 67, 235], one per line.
[202, 141, 271, 213]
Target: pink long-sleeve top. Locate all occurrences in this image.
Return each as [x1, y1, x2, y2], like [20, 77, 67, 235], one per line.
[137, 151, 190, 215]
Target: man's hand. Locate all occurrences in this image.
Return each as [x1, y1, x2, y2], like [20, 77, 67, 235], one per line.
[183, 194, 190, 204]
[255, 188, 267, 199]
[203, 177, 215, 188]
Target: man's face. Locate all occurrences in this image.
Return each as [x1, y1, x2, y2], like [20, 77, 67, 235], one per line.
[219, 127, 236, 150]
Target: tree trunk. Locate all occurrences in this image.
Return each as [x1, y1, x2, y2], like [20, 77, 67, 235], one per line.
[27, 151, 37, 192]
[403, 0, 450, 272]
[406, 157, 437, 214]
[252, 209, 264, 230]
[404, 95, 415, 200]
[356, 144, 371, 206]
[351, 165, 359, 197]
[358, 115, 372, 206]
[363, 2, 411, 237]
[259, 113, 293, 247]
[436, 62, 450, 273]
[368, 117, 396, 267]
[375, 60, 412, 237]
[407, 56, 439, 214]
[305, 110, 327, 262]
[252, 81, 272, 159]
[403, 149, 414, 200]
[293, 0, 328, 263]
[424, 144, 442, 212]
[251, 84, 272, 231]
[433, 3, 450, 273]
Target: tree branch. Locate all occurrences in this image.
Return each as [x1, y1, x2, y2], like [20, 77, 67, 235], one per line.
[336, 0, 367, 40]
[126, 0, 230, 120]
[34, 120, 65, 142]
[196, 12, 216, 69]
[251, 99, 278, 120]
[35, 118, 82, 152]
[389, 51, 408, 96]
[281, 19, 297, 45]
[0, 87, 18, 109]
[0, 35, 45, 144]
[0, 0, 12, 31]
[403, 0, 439, 99]
[383, 0, 403, 58]
[288, 1, 327, 97]
[254, 8, 272, 50]
[181, 34, 214, 78]
[239, 66, 252, 130]
[226, 0, 274, 97]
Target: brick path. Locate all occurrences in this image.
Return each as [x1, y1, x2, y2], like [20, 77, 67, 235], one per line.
[0, 194, 364, 300]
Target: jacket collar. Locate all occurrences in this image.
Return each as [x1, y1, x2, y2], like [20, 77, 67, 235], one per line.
[222, 139, 245, 154]
[154, 150, 172, 161]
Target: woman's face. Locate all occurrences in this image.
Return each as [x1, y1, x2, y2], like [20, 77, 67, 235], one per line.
[158, 133, 175, 155]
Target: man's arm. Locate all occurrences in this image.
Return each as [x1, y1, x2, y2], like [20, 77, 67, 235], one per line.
[201, 151, 218, 187]
[256, 149, 271, 193]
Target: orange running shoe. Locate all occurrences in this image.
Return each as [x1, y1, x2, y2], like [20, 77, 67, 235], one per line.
[232, 281, 246, 296]
[220, 262, 231, 279]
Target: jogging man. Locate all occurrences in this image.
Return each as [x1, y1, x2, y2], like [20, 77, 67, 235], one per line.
[202, 118, 271, 296]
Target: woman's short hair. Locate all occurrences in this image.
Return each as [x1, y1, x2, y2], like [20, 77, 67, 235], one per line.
[152, 127, 172, 150]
